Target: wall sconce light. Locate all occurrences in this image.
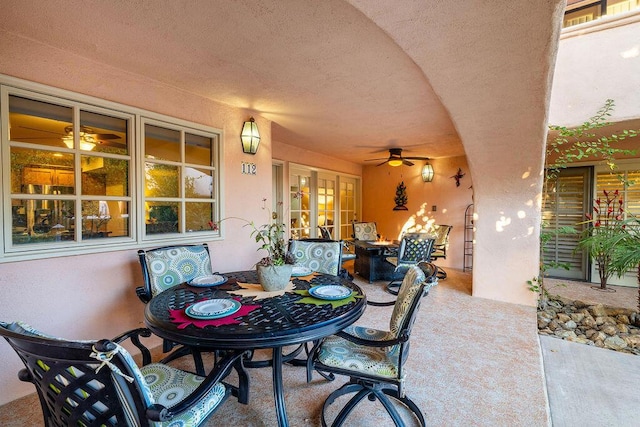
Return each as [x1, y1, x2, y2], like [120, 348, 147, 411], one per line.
[241, 117, 260, 154]
[421, 162, 434, 182]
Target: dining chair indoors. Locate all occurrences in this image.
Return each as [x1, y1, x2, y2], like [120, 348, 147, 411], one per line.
[136, 243, 214, 374]
[309, 262, 438, 426]
[0, 321, 244, 427]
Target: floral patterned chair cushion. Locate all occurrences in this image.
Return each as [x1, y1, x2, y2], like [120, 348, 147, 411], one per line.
[316, 325, 399, 378]
[352, 222, 379, 241]
[289, 240, 342, 276]
[138, 244, 213, 299]
[430, 224, 452, 259]
[141, 363, 227, 426]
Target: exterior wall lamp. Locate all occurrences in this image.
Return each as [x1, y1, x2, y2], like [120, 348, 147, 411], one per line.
[241, 117, 260, 154]
[421, 162, 434, 182]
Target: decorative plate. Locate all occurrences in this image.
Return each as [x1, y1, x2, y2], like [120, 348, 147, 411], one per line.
[185, 299, 241, 319]
[291, 266, 314, 277]
[309, 285, 352, 301]
[188, 274, 227, 287]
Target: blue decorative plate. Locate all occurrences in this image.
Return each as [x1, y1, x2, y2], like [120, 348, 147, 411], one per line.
[309, 285, 352, 300]
[188, 274, 227, 287]
[185, 299, 241, 319]
[292, 266, 314, 277]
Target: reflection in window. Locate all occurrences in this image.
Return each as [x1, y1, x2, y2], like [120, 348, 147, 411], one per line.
[8, 93, 131, 246]
[143, 120, 219, 237]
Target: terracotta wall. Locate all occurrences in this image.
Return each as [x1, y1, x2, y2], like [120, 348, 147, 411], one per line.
[362, 156, 473, 270]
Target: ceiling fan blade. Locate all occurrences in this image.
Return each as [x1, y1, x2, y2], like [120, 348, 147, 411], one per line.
[403, 159, 415, 166]
[17, 126, 63, 136]
[93, 133, 121, 140]
[377, 160, 389, 166]
[404, 156, 431, 161]
[364, 157, 390, 162]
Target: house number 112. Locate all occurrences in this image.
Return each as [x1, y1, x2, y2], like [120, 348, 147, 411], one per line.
[242, 162, 257, 175]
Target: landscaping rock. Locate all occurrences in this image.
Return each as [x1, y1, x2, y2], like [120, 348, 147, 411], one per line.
[539, 296, 640, 356]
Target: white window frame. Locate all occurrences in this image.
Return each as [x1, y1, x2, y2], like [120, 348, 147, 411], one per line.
[0, 75, 223, 263]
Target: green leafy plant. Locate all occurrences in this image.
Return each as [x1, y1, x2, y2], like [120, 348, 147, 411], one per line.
[546, 99, 637, 179]
[213, 198, 295, 267]
[607, 217, 640, 313]
[535, 99, 639, 303]
[576, 189, 627, 290]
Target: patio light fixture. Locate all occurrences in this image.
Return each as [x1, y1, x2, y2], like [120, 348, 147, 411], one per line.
[421, 162, 434, 182]
[241, 117, 260, 154]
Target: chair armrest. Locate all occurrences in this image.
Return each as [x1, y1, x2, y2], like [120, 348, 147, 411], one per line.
[111, 328, 153, 366]
[335, 330, 408, 347]
[136, 286, 151, 304]
[150, 349, 247, 421]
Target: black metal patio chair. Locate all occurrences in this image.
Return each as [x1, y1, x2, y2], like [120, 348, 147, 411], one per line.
[0, 321, 244, 427]
[309, 262, 438, 426]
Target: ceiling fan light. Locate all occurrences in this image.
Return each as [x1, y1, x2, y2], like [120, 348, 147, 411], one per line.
[388, 159, 403, 167]
[62, 135, 74, 149]
[62, 132, 96, 151]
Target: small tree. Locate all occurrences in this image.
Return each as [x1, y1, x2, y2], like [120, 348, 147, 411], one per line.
[575, 189, 626, 290]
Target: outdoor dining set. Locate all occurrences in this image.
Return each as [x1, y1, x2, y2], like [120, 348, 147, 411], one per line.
[0, 221, 447, 426]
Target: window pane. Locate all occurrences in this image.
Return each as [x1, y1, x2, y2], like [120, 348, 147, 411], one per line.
[146, 202, 179, 235]
[145, 124, 180, 162]
[185, 167, 213, 198]
[108, 201, 130, 237]
[81, 156, 129, 196]
[12, 198, 75, 244]
[186, 202, 214, 232]
[11, 147, 75, 194]
[145, 163, 179, 197]
[81, 200, 113, 239]
[185, 133, 212, 166]
[9, 95, 72, 149]
[80, 110, 128, 155]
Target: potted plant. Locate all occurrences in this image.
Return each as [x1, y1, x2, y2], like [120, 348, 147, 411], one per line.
[213, 198, 295, 291]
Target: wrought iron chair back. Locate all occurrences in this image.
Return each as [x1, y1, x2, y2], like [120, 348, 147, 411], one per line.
[0, 322, 240, 427]
[368, 233, 435, 306]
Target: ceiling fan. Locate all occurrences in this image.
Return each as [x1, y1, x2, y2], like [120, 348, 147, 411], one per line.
[16, 125, 124, 149]
[364, 148, 430, 167]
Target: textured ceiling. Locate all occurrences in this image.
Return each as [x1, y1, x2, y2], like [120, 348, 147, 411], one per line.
[0, 0, 562, 164]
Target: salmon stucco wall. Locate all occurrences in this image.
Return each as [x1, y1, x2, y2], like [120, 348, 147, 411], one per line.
[362, 156, 473, 271]
[0, 36, 274, 405]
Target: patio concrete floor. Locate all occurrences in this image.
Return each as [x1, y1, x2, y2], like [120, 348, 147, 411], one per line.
[0, 269, 638, 425]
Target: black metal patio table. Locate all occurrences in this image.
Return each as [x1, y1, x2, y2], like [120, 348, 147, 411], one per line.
[144, 270, 366, 427]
